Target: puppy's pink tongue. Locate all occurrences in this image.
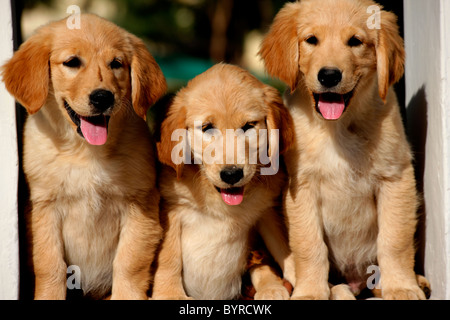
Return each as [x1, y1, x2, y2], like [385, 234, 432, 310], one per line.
[318, 95, 345, 120]
[80, 116, 108, 145]
[220, 187, 244, 206]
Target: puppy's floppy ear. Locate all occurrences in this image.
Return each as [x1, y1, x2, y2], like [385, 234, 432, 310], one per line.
[259, 2, 301, 92]
[264, 85, 295, 161]
[376, 10, 405, 102]
[157, 98, 187, 179]
[1, 28, 52, 114]
[129, 35, 167, 120]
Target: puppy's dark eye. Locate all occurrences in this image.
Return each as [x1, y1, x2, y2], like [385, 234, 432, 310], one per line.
[305, 35, 318, 45]
[63, 57, 81, 68]
[348, 36, 363, 47]
[202, 123, 214, 132]
[110, 58, 123, 69]
[241, 122, 257, 132]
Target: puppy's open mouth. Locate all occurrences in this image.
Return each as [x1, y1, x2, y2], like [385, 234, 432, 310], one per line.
[64, 101, 110, 145]
[215, 186, 245, 206]
[313, 91, 354, 120]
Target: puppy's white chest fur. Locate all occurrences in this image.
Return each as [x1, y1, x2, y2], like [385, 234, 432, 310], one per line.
[290, 104, 380, 276]
[48, 154, 126, 296]
[317, 143, 379, 274]
[180, 209, 249, 300]
[60, 167, 125, 296]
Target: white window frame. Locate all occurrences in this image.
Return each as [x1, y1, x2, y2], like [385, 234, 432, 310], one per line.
[0, 0, 19, 300]
[405, 0, 450, 300]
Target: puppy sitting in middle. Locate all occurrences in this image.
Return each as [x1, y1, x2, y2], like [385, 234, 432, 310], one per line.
[152, 63, 295, 300]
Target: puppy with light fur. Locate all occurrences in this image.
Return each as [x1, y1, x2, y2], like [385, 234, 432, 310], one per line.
[152, 63, 295, 300]
[260, 0, 430, 299]
[2, 14, 166, 299]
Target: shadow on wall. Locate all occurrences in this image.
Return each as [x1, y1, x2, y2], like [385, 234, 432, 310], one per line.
[405, 85, 428, 277]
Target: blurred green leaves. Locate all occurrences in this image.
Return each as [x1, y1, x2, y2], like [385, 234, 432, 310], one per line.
[22, 0, 290, 92]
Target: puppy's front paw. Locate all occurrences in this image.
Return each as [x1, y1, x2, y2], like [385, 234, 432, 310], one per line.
[291, 284, 330, 300]
[254, 285, 290, 300]
[290, 295, 328, 300]
[416, 275, 431, 299]
[151, 295, 194, 300]
[382, 286, 426, 300]
[329, 284, 356, 300]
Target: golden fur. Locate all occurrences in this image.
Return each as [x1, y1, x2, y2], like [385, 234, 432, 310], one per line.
[260, 0, 429, 299]
[152, 63, 295, 300]
[1, 14, 166, 299]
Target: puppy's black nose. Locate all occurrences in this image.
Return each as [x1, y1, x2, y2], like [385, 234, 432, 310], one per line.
[318, 68, 342, 88]
[220, 166, 244, 185]
[89, 89, 114, 112]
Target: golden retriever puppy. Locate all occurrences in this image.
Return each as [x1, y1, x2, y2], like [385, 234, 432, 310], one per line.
[1, 14, 166, 299]
[260, 0, 429, 299]
[152, 63, 295, 300]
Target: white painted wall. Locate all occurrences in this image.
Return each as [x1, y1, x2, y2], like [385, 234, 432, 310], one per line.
[405, 0, 450, 300]
[0, 1, 19, 300]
